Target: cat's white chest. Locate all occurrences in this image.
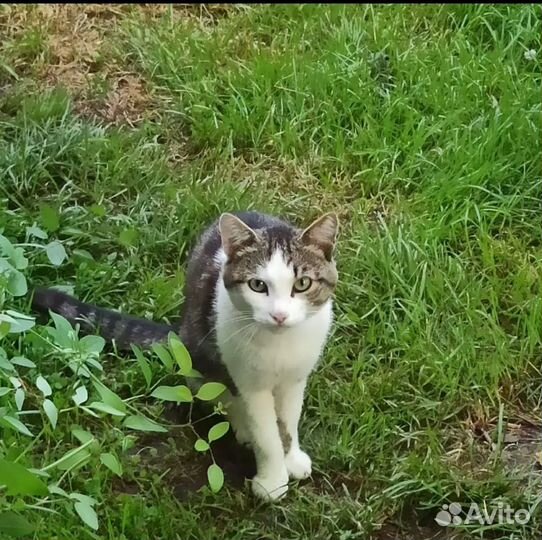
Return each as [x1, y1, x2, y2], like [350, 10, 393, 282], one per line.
[215, 285, 333, 391]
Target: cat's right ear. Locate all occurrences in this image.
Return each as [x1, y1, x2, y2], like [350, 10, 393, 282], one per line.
[299, 212, 339, 261]
[219, 213, 258, 259]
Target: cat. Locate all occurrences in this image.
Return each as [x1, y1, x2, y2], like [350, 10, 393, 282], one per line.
[32, 211, 339, 500]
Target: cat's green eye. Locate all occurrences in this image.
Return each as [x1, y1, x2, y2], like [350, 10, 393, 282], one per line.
[293, 276, 312, 293]
[248, 279, 268, 293]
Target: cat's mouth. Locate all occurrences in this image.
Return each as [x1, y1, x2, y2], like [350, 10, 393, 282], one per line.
[256, 318, 294, 332]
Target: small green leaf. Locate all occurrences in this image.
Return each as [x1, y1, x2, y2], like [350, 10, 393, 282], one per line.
[0, 235, 15, 257]
[26, 224, 48, 239]
[40, 205, 60, 232]
[131, 345, 152, 388]
[14, 388, 24, 411]
[43, 399, 58, 429]
[80, 335, 105, 354]
[48, 485, 69, 497]
[74, 501, 98, 531]
[92, 381, 126, 413]
[151, 385, 192, 403]
[187, 368, 204, 379]
[123, 415, 167, 433]
[88, 402, 126, 417]
[194, 439, 210, 452]
[50, 310, 74, 335]
[69, 493, 98, 506]
[71, 428, 94, 444]
[0, 387, 11, 396]
[48, 311, 75, 348]
[0, 415, 33, 436]
[72, 249, 94, 262]
[45, 241, 67, 266]
[207, 463, 224, 493]
[48, 443, 92, 472]
[196, 382, 227, 401]
[57, 449, 91, 472]
[118, 228, 139, 247]
[0, 459, 48, 496]
[0, 313, 34, 333]
[72, 385, 88, 406]
[84, 357, 103, 372]
[68, 362, 92, 378]
[11, 248, 28, 270]
[89, 204, 106, 217]
[36, 375, 52, 397]
[4, 310, 34, 321]
[0, 321, 10, 339]
[100, 452, 122, 477]
[7, 270, 27, 297]
[168, 332, 192, 375]
[0, 511, 35, 537]
[0, 354, 15, 371]
[79, 405, 98, 418]
[208, 421, 230, 442]
[151, 343, 173, 370]
[10, 357, 36, 368]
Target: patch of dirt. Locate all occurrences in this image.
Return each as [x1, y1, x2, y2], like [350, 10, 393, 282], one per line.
[172, 402, 258, 490]
[113, 401, 256, 500]
[373, 520, 461, 540]
[74, 72, 155, 127]
[0, 4, 247, 125]
[41, 5, 155, 126]
[501, 423, 542, 478]
[454, 407, 542, 474]
[113, 433, 209, 501]
[1, 5, 151, 125]
[459, 406, 542, 479]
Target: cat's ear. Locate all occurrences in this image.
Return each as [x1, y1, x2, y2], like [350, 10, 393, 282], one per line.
[219, 213, 258, 259]
[299, 212, 339, 261]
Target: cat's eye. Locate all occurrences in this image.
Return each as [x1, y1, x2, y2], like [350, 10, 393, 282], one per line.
[293, 276, 312, 293]
[248, 279, 268, 293]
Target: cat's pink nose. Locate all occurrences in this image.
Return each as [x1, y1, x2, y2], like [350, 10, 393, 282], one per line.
[271, 312, 288, 325]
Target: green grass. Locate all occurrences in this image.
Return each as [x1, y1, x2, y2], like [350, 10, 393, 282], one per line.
[0, 4, 541, 539]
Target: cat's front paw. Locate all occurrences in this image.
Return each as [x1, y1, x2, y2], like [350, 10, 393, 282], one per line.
[285, 448, 312, 479]
[251, 468, 289, 501]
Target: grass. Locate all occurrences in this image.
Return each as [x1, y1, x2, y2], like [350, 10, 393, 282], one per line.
[0, 4, 541, 539]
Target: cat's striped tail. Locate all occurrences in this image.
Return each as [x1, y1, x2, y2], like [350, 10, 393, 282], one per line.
[32, 287, 174, 350]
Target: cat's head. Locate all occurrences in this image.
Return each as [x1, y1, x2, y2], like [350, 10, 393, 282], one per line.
[218, 213, 339, 328]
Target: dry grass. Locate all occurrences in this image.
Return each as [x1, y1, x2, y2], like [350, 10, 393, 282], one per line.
[0, 4, 250, 124]
[1, 4, 159, 124]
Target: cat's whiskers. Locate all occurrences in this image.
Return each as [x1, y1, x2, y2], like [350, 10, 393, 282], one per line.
[220, 321, 258, 348]
[245, 323, 260, 349]
[221, 314, 254, 324]
[230, 322, 260, 355]
[195, 313, 256, 348]
[195, 325, 217, 348]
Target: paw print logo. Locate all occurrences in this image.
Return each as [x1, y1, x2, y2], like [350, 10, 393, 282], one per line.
[435, 502, 463, 526]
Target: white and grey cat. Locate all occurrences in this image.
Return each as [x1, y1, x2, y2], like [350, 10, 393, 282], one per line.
[33, 211, 339, 500]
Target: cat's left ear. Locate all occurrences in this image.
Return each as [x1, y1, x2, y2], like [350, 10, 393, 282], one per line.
[219, 213, 258, 259]
[299, 212, 339, 261]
